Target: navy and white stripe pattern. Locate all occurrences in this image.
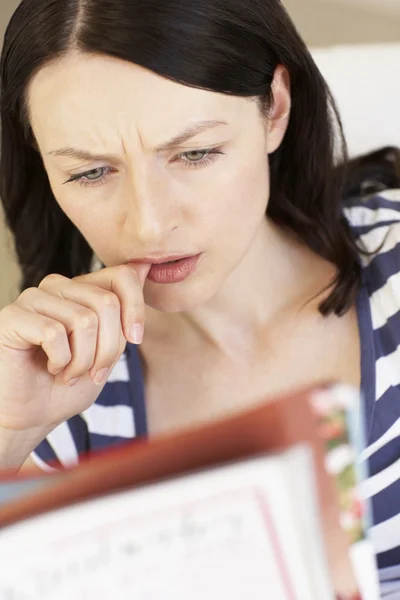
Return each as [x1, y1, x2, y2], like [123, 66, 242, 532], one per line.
[344, 189, 400, 598]
[32, 190, 400, 595]
[31, 344, 148, 469]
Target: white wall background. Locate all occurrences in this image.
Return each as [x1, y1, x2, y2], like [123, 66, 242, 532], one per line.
[337, 0, 400, 15]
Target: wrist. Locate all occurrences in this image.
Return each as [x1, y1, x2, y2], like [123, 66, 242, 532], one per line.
[0, 424, 54, 472]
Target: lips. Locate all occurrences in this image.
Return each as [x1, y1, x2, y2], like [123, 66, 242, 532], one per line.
[160, 258, 186, 264]
[129, 254, 196, 265]
[146, 254, 202, 284]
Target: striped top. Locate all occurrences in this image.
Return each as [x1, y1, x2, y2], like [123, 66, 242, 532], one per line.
[32, 190, 400, 594]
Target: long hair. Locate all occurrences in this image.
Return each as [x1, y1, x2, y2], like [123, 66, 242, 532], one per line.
[1, 0, 360, 315]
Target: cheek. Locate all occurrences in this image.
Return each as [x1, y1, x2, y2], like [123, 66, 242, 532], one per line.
[50, 181, 120, 259]
[204, 156, 270, 241]
[72, 212, 120, 263]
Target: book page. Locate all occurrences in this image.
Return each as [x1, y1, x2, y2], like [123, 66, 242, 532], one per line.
[350, 541, 379, 600]
[282, 447, 334, 598]
[0, 449, 322, 600]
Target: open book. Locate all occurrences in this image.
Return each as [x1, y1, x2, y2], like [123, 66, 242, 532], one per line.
[0, 384, 378, 600]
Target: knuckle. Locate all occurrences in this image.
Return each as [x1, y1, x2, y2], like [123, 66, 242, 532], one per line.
[95, 356, 118, 373]
[43, 322, 66, 343]
[96, 352, 115, 366]
[67, 362, 92, 378]
[95, 343, 123, 366]
[39, 273, 66, 289]
[0, 303, 23, 325]
[99, 292, 120, 312]
[19, 287, 39, 302]
[73, 309, 98, 332]
[0, 306, 12, 331]
[50, 357, 70, 369]
[0, 303, 16, 319]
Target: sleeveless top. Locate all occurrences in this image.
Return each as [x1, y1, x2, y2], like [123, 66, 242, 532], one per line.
[31, 190, 400, 593]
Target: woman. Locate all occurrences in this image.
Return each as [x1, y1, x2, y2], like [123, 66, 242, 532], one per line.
[0, 0, 399, 589]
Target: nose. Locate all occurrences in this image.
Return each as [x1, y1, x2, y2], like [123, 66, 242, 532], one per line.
[127, 195, 163, 243]
[123, 170, 177, 245]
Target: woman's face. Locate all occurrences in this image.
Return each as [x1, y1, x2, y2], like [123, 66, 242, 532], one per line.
[28, 52, 290, 312]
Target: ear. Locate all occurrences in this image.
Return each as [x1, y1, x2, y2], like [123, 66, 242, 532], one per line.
[265, 65, 291, 155]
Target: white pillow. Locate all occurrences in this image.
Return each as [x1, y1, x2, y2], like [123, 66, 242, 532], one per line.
[311, 44, 400, 157]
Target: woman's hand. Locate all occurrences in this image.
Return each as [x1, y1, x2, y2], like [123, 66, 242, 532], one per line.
[0, 263, 150, 464]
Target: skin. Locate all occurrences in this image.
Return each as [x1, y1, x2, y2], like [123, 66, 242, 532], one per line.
[28, 52, 330, 337]
[0, 50, 360, 458]
[28, 51, 291, 316]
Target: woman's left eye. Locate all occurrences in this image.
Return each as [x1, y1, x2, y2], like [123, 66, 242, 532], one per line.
[175, 148, 225, 169]
[64, 147, 224, 188]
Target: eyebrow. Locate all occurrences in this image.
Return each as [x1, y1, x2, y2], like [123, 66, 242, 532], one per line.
[47, 119, 229, 162]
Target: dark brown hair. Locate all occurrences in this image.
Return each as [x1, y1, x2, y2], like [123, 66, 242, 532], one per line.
[1, 0, 361, 315]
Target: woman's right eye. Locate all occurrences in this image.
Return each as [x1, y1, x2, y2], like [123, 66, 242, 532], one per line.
[64, 166, 114, 188]
[84, 167, 105, 180]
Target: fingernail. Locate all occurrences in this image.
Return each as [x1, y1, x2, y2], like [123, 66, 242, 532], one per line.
[66, 377, 80, 387]
[93, 368, 109, 386]
[130, 324, 143, 345]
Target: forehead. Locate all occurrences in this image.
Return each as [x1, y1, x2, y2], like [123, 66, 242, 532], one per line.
[27, 52, 246, 149]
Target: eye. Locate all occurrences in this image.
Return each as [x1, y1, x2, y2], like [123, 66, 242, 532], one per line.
[64, 166, 114, 188]
[175, 148, 225, 169]
[64, 146, 225, 189]
[185, 150, 209, 162]
[84, 168, 105, 181]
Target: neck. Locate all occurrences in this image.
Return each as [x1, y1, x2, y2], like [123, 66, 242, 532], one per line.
[147, 219, 335, 360]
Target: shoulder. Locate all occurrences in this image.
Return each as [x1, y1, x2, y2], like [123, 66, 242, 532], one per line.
[343, 192, 400, 292]
[344, 191, 400, 334]
[343, 189, 400, 259]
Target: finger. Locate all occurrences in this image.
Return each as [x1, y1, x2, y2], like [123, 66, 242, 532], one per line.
[16, 287, 98, 383]
[39, 276, 123, 384]
[0, 304, 71, 375]
[128, 263, 152, 288]
[73, 263, 151, 344]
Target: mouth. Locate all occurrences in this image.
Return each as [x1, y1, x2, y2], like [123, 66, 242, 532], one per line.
[129, 254, 198, 266]
[131, 254, 202, 284]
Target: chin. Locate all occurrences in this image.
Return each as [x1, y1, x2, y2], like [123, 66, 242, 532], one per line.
[144, 277, 217, 313]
